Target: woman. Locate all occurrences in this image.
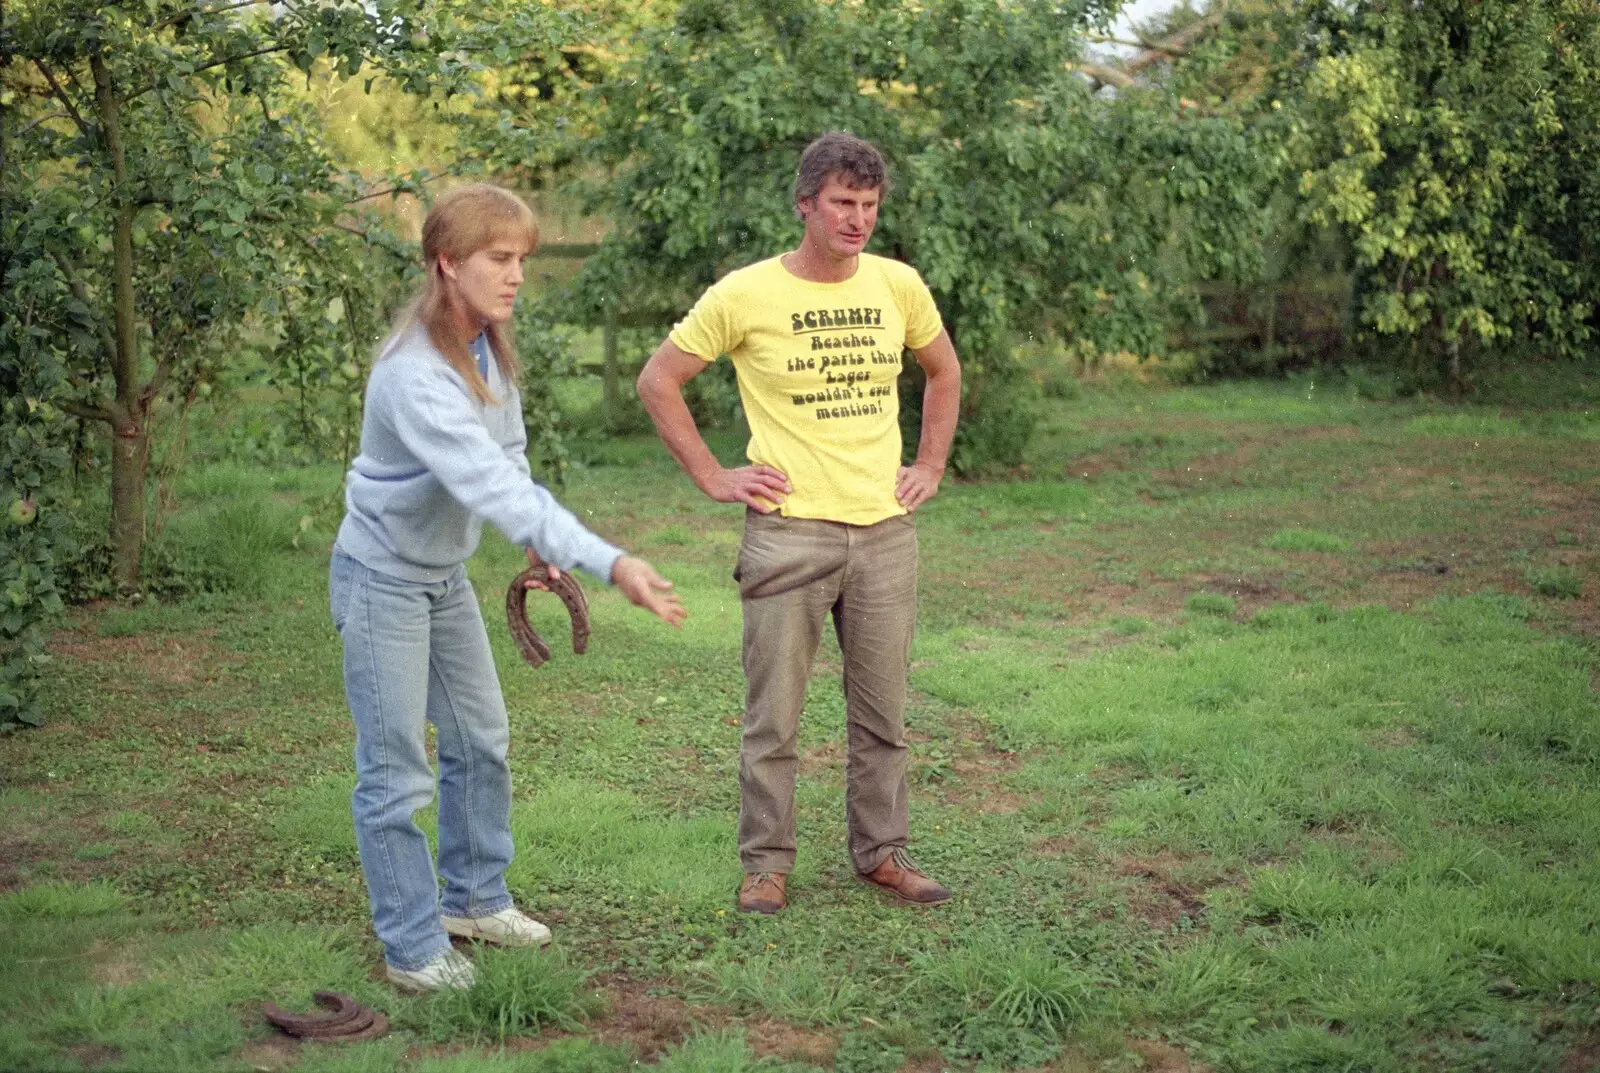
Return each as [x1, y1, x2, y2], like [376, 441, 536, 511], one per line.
[329, 184, 685, 992]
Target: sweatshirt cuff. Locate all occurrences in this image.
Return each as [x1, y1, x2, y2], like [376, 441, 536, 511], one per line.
[583, 545, 626, 585]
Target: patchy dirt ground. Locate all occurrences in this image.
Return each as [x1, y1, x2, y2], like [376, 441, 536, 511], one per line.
[10, 404, 1595, 1073]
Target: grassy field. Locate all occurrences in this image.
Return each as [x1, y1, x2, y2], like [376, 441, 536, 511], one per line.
[3, 371, 1599, 1072]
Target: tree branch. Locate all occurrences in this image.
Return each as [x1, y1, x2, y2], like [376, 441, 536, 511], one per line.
[1076, 7, 1226, 92]
[17, 112, 73, 137]
[1072, 63, 1135, 88]
[144, 351, 179, 403]
[32, 61, 93, 139]
[152, 0, 267, 32]
[345, 173, 441, 205]
[1121, 8, 1226, 80]
[189, 45, 290, 77]
[125, 45, 291, 103]
[59, 399, 112, 424]
[1083, 33, 1186, 56]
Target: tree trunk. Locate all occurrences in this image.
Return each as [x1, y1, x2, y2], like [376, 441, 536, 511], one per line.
[92, 53, 146, 588]
[601, 307, 621, 430]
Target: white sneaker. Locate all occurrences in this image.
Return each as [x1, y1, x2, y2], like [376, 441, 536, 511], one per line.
[441, 906, 552, 947]
[386, 948, 476, 992]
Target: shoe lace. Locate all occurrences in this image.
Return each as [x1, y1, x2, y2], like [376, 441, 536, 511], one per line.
[750, 871, 780, 887]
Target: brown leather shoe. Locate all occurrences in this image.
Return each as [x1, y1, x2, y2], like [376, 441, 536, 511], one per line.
[738, 871, 787, 914]
[858, 848, 951, 904]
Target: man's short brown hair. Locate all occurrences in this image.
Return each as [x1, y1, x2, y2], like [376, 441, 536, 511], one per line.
[793, 132, 890, 212]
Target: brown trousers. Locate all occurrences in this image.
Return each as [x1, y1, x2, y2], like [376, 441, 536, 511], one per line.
[734, 509, 918, 875]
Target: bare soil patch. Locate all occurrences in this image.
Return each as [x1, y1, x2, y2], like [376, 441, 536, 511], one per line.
[88, 940, 147, 987]
[1032, 834, 1089, 858]
[0, 837, 30, 892]
[1194, 572, 1297, 618]
[230, 1035, 302, 1072]
[746, 1018, 839, 1066]
[1128, 1037, 1214, 1072]
[50, 628, 243, 689]
[1565, 1031, 1600, 1073]
[799, 739, 844, 778]
[583, 977, 839, 1064]
[913, 709, 1023, 812]
[65, 1044, 123, 1069]
[1366, 727, 1421, 750]
[587, 978, 698, 1061]
[1116, 853, 1218, 931]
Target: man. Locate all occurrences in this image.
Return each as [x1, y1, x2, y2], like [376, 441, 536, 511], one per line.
[637, 131, 962, 914]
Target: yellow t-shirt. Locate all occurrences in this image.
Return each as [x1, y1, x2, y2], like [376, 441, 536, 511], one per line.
[670, 254, 944, 526]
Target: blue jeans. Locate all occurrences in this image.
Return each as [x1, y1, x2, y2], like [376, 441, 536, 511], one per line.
[329, 551, 515, 971]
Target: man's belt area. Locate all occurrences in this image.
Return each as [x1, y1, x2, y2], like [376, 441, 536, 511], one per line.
[505, 553, 590, 669]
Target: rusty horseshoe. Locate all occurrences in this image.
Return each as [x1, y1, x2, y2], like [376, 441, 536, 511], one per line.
[263, 991, 389, 1042]
[505, 556, 591, 669]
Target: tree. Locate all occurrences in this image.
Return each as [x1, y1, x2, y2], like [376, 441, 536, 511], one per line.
[552, 0, 1271, 470]
[1, 0, 574, 588]
[1280, 0, 1600, 387]
[0, 0, 573, 727]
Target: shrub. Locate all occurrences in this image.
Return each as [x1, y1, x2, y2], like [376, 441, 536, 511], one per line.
[144, 496, 301, 600]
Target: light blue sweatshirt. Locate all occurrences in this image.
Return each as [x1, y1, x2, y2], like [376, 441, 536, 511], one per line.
[334, 325, 623, 585]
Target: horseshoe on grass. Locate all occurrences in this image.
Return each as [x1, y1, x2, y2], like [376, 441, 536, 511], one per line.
[263, 991, 388, 1042]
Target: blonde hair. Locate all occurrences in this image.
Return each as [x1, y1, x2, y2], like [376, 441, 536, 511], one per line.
[387, 183, 539, 403]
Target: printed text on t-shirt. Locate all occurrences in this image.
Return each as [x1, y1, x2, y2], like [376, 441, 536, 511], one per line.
[790, 307, 884, 332]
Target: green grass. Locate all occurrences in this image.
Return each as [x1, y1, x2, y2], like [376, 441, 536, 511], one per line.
[415, 947, 604, 1043]
[1528, 564, 1585, 599]
[4, 374, 1600, 1070]
[1266, 527, 1350, 553]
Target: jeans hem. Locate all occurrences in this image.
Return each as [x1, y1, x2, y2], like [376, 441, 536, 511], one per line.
[441, 895, 514, 919]
[384, 936, 453, 973]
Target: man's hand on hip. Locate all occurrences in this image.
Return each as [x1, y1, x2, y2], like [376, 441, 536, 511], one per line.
[697, 464, 791, 513]
[895, 461, 944, 512]
[611, 556, 688, 627]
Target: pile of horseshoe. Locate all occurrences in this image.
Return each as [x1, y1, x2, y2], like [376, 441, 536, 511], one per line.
[263, 991, 388, 1042]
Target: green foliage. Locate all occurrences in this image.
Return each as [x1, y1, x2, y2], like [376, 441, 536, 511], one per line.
[416, 947, 603, 1043]
[689, 952, 872, 1025]
[1, 0, 579, 717]
[831, 1029, 905, 1073]
[147, 495, 303, 600]
[1281, 0, 1600, 381]
[939, 364, 1041, 476]
[564, 0, 1270, 470]
[1528, 565, 1583, 600]
[0, 880, 128, 919]
[0, 169, 85, 727]
[407, 1040, 635, 1073]
[516, 305, 585, 485]
[1266, 528, 1350, 553]
[647, 1028, 815, 1073]
[0, 387, 72, 730]
[1185, 591, 1238, 616]
[911, 935, 1105, 1065]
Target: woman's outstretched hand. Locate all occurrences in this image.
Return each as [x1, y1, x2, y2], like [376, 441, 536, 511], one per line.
[611, 556, 688, 627]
